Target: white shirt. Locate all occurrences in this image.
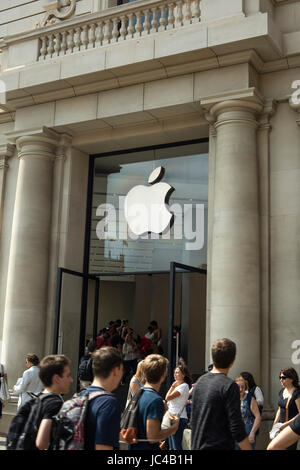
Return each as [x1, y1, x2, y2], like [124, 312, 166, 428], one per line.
[14, 366, 43, 409]
[123, 343, 138, 361]
[254, 386, 264, 408]
[167, 382, 189, 419]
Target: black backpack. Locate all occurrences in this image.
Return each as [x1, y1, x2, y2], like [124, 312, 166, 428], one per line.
[120, 388, 144, 445]
[78, 356, 93, 382]
[7, 393, 57, 450]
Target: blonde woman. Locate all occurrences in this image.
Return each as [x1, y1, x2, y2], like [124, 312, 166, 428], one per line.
[235, 376, 261, 449]
[125, 360, 145, 408]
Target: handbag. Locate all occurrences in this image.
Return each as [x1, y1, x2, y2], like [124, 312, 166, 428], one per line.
[0, 365, 10, 402]
[269, 423, 282, 440]
[161, 409, 173, 429]
[161, 393, 188, 430]
[182, 428, 191, 450]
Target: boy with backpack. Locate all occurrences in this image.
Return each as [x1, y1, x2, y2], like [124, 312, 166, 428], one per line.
[83, 346, 123, 450]
[128, 354, 179, 450]
[7, 354, 72, 450]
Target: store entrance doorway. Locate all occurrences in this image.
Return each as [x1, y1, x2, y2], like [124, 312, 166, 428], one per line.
[53, 263, 206, 391]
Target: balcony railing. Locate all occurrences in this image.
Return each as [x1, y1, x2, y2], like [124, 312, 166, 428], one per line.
[38, 0, 201, 61]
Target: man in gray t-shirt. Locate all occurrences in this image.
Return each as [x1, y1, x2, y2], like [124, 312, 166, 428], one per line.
[191, 338, 251, 450]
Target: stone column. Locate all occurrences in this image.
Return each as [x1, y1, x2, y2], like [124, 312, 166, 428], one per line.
[0, 143, 14, 234]
[257, 100, 276, 410]
[1, 134, 58, 385]
[208, 99, 262, 380]
[205, 119, 217, 366]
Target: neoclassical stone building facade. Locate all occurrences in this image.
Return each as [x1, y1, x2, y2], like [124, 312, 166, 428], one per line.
[0, 0, 300, 446]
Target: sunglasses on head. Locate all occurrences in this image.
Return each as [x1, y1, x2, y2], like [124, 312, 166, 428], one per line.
[279, 375, 288, 380]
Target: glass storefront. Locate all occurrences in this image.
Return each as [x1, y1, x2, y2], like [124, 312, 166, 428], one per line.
[89, 140, 209, 274]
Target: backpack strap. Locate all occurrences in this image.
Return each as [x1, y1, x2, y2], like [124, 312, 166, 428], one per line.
[87, 390, 113, 402]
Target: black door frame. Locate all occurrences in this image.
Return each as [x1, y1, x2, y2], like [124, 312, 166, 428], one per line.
[53, 263, 206, 389]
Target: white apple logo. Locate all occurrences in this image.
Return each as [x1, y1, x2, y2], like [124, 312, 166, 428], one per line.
[124, 166, 174, 236]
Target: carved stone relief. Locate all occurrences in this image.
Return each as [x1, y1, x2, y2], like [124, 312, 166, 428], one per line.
[38, 0, 77, 28]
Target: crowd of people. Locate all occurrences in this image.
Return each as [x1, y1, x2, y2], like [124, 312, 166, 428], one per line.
[0, 335, 300, 451]
[94, 318, 164, 357]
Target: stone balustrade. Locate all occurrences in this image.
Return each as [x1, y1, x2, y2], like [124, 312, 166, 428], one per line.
[38, 0, 201, 61]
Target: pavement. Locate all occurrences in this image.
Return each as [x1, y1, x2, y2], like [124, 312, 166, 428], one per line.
[0, 436, 6, 451]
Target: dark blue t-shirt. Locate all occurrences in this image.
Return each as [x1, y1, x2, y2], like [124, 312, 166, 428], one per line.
[84, 386, 120, 450]
[129, 386, 165, 451]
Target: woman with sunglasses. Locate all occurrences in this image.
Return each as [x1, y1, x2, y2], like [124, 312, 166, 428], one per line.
[271, 367, 300, 450]
[164, 360, 192, 450]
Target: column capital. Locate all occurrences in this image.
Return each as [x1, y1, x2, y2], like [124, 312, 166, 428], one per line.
[13, 128, 72, 160]
[0, 143, 15, 157]
[0, 143, 15, 170]
[258, 99, 277, 131]
[205, 99, 263, 130]
[55, 133, 73, 160]
[16, 135, 58, 160]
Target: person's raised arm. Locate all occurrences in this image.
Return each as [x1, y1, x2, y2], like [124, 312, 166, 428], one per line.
[165, 382, 180, 402]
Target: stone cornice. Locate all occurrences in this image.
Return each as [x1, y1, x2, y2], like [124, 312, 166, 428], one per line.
[0, 46, 298, 124]
[201, 87, 264, 108]
[0, 50, 266, 116]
